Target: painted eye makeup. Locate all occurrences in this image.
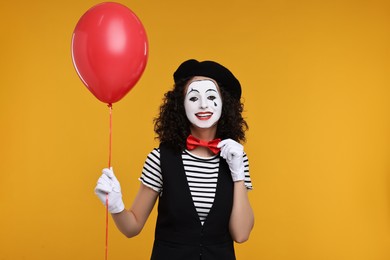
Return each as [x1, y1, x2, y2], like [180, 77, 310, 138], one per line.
[189, 97, 198, 102]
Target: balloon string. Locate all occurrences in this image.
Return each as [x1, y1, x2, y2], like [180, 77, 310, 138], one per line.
[106, 103, 113, 260]
[105, 193, 109, 260]
[108, 103, 113, 168]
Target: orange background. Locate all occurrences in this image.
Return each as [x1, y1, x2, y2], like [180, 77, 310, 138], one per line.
[0, 0, 389, 259]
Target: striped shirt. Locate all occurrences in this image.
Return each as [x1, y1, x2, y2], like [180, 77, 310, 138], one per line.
[139, 148, 253, 225]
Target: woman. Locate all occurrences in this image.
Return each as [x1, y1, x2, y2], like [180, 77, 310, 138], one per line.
[95, 59, 254, 259]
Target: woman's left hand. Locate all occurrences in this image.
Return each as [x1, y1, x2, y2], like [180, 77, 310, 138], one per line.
[218, 139, 245, 182]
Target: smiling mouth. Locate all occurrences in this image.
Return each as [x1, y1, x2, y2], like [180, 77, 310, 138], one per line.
[195, 112, 213, 120]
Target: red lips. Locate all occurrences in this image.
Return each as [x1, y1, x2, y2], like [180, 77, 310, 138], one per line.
[195, 112, 213, 120]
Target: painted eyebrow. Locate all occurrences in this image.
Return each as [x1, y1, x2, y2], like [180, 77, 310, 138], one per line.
[187, 88, 217, 96]
[187, 88, 199, 95]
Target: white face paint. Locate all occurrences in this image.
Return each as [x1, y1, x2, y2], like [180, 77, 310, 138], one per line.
[184, 79, 222, 129]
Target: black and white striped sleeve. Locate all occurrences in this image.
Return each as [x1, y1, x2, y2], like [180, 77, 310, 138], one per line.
[243, 153, 253, 190]
[138, 148, 163, 193]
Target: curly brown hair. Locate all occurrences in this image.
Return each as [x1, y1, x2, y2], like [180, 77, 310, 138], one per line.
[154, 77, 248, 151]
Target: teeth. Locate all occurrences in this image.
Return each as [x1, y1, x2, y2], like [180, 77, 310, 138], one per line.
[196, 113, 212, 117]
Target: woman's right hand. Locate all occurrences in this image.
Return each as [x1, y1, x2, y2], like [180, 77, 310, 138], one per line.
[95, 167, 125, 214]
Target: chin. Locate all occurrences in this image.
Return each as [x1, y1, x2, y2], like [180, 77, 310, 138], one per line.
[192, 123, 218, 130]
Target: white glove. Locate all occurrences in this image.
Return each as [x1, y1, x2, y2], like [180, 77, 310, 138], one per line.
[95, 167, 125, 214]
[218, 139, 245, 182]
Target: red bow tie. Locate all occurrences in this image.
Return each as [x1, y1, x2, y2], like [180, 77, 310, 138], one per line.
[186, 135, 221, 154]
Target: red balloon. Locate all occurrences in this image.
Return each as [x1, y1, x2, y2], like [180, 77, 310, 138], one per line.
[71, 2, 148, 104]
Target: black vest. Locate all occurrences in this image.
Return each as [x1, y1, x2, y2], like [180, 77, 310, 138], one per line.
[151, 143, 235, 260]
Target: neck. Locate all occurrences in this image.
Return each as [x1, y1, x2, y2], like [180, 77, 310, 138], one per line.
[190, 126, 217, 141]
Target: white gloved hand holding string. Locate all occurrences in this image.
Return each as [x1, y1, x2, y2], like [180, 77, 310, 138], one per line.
[95, 167, 125, 214]
[217, 139, 245, 182]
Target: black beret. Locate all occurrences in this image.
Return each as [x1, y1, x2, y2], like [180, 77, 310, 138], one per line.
[173, 59, 241, 100]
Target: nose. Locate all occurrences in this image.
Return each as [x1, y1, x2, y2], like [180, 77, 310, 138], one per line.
[200, 97, 208, 109]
